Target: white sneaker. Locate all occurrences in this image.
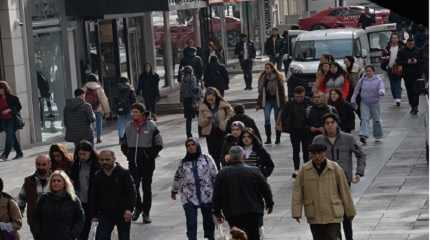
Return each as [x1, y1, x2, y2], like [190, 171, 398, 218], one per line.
[375, 138, 382, 143]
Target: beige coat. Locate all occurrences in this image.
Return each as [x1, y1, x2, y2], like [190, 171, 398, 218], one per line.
[83, 82, 111, 114]
[198, 100, 233, 136]
[292, 159, 356, 225]
[0, 194, 22, 240]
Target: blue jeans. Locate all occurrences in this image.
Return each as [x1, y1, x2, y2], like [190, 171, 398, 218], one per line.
[95, 112, 103, 139]
[360, 102, 383, 139]
[263, 100, 280, 128]
[183, 203, 214, 240]
[1, 119, 22, 157]
[117, 113, 131, 138]
[388, 71, 402, 100]
[95, 215, 130, 240]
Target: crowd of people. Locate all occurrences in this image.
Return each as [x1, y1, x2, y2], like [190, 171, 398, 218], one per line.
[0, 23, 427, 240]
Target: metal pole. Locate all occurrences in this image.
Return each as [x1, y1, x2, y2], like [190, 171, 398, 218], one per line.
[220, 4, 228, 63]
[163, 11, 174, 88]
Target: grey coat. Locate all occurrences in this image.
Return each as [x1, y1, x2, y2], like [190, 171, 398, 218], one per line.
[63, 98, 95, 144]
[124, 120, 163, 149]
[313, 131, 366, 183]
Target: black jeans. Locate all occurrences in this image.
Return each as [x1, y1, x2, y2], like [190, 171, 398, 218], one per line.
[343, 216, 353, 240]
[144, 96, 157, 114]
[128, 152, 155, 216]
[404, 77, 420, 109]
[227, 213, 262, 240]
[183, 203, 214, 240]
[289, 131, 311, 170]
[96, 215, 131, 240]
[310, 223, 341, 240]
[78, 203, 92, 240]
[1, 119, 22, 158]
[206, 128, 225, 170]
[240, 59, 253, 89]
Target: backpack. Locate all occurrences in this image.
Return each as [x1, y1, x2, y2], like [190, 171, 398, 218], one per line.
[85, 88, 99, 110]
[116, 87, 131, 115]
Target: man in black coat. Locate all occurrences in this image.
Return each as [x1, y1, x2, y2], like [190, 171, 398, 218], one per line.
[397, 38, 423, 115]
[226, 105, 262, 141]
[213, 146, 274, 240]
[179, 47, 204, 83]
[306, 91, 338, 140]
[91, 150, 136, 240]
[204, 56, 229, 96]
[264, 28, 283, 70]
[235, 33, 256, 90]
[278, 86, 312, 178]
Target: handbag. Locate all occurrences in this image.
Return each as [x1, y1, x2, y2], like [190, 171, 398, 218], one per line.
[391, 64, 403, 77]
[14, 113, 24, 130]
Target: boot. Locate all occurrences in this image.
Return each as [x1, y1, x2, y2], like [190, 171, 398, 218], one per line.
[275, 131, 281, 144]
[265, 126, 272, 144]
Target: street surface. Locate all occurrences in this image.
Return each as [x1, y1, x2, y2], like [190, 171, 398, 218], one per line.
[1, 72, 428, 240]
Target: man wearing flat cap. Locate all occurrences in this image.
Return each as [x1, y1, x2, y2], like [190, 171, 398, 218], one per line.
[291, 143, 355, 240]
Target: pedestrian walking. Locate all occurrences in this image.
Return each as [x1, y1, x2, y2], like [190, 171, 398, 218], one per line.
[313, 63, 331, 96]
[49, 144, 73, 174]
[138, 63, 160, 117]
[327, 89, 356, 133]
[36, 71, 54, 118]
[277, 86, 313, 178]
[226, 105, 262, 141]
[171, 138, 218, 240]
[264, 28, 283, 70]
[83, 74, 111, 144]
[413, 24, 427, 49]
[213, 146, 274, 240]
[17, 155, 50, 237]
[180, 66, 201, 138]
[91, 150, 136, 240]
[292, 144, 356, 240]
[204, 56, 229, 96]
[351, 65, 385, 144]
[179, 46, 204, 83]
[0, 81, 23, 161]
[32, 170, 85, 240]
[319, 62, 350, 99]
[220, 121, 244, 166]
[235, 33, 256, 90]
[280, 31, 291, 78]
[64, 88, 96, 146]
[70, 140, 100, 240]
[0, 178, 22, 240]
[114, 77, 137, 140]
[398, 37, 423, 115]
[358, 7, 375, 29]
[198, 87, 233, 169]
[121, 103, 163, 224]
[306, 91, 338, 140]
[380, 33, 403, 107]
[240, 128, 275, 178]
[207, 40, 224, 64]
[313, 113, 366, 240]
[257, 63, 286, 145]
[344, 56, 363, 98]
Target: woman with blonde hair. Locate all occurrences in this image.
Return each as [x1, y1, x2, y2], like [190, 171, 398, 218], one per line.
[257, 63, 286, 145]
[32, 170, 85, 240]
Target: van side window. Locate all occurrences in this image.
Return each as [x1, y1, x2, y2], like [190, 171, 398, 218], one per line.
[368, 31, 391, 50]
[353, 39, 362, 57]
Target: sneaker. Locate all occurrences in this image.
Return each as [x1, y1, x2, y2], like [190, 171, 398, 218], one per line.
[375, 139, 382, 143]
[292, 171, 298, 179]
[0, 154, 7, 161]
[132, 209, 142, 221]
[265, 139, 272, 144]
[360, 137, 367, 145]
[142, 214, 152, 224]
[96, 138, 102, 144]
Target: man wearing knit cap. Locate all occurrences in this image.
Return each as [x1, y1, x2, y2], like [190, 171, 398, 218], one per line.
[292, 143, 356, 240]
[212, 146, 274, 240]
[220, 121, 245, 166]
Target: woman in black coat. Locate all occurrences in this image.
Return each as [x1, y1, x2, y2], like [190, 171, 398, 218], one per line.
[204, 56, 229, 96]
[327, 88, 356, 133]
[0, 81, 23, 160]
[240, 128, 275, 178]
[138, 63, 160, 115]
[32, 170, 85, 240]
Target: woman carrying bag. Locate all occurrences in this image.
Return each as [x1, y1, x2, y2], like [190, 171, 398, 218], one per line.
[0, 178, 22, 240]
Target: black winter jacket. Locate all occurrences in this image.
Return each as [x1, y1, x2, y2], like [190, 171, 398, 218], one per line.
[90, 164, 136, 218]
[241, 143, 275, 178]
[225, 114, 262, 141]
[279, 97, 312, 133]
[70, 158, 100, 205]
[329, 101, 356, 133]
[306, 104, 338, 129]
[264, 35, 283, 57]
[63, 98, 95, 144]
[220, 134, 241, 166]
[32, 193, 84, 240]
[179, 48, 204, 80]
[138, 72, 160, 100]
[234, 40, 256, 61]
[397, 46, 423, 79]
[212, 163, 274, 219]
[204, 64, 229, 92]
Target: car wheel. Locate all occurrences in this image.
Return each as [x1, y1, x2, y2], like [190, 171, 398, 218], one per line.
[311, 24, 327, 30]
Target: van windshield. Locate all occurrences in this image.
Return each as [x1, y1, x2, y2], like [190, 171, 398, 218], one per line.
[294, 39, 353, 61]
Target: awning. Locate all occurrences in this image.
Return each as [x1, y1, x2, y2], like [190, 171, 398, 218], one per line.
[65, 0, 169, 18]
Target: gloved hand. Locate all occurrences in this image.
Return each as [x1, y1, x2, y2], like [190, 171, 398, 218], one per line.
[0, 222, 14, 232]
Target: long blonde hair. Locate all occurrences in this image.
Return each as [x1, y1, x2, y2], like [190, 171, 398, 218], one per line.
[48, 170, 77, 201]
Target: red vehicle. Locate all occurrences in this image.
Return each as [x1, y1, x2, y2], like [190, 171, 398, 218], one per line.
[154, 16, 241, 50]
[298, 6, 390, 31]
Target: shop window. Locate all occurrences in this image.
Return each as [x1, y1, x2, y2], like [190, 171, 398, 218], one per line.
[32, 0, 60, 21]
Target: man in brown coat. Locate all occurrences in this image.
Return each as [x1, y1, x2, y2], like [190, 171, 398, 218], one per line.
[292, 144, 356, 240]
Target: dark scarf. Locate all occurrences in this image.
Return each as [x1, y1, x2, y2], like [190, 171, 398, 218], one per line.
[183, 138, 202, 162]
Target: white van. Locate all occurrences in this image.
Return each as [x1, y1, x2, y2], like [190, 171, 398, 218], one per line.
[286, 23, 396, 96]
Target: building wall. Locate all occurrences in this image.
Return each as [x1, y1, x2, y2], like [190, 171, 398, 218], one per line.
[0, 0, 34, 147]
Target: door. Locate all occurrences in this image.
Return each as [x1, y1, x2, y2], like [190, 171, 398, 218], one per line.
[365, 23, 397, 68]
[287, 30, 307, 56]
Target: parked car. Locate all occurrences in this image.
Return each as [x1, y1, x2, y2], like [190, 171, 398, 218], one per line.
[298, 6, 390, 31]
[286, 24, 396, 97]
